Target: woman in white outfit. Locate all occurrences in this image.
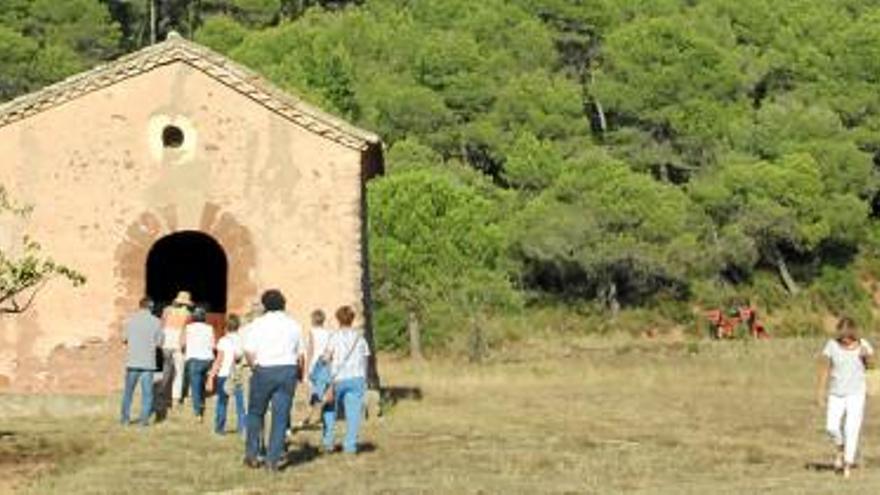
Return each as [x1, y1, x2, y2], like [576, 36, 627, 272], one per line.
[817, 316, 874, 477]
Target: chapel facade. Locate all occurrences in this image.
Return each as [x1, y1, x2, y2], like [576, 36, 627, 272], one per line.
[0, 33, 382, 392]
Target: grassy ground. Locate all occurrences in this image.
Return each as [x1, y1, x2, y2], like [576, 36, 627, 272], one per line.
[2, 336, 880, 494]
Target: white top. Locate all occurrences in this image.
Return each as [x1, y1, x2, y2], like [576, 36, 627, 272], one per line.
[309, 327, 334, 373]
[184, 322, 215, 361]
[162, 327, 181, 351]
[217, 333, 243, 378]
[330, 329, 370, 382]
[823, 338, 874, 397]
[243, 311, 304, 367]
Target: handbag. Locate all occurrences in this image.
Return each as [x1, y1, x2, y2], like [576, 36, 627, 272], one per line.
[323, 334, 360, 405]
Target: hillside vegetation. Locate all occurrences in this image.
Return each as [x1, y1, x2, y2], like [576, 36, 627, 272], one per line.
[4, 1, 880, 352]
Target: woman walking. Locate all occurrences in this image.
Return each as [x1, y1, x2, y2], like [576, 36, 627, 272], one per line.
[208, 314, 246, 435]
[817, 316, 874, 477]
[321, 305, 371, 454]
[182, 305, 215, 422]
[302, 309, 333, 427]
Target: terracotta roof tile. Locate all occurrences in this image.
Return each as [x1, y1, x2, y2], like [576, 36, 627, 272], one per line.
[0, 32, 380, 151]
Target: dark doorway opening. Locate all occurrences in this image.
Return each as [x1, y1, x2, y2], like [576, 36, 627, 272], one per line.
[146, 231, 228, 313]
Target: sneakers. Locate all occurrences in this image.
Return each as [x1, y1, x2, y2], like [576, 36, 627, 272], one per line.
[243, 457, 263, 469]
[834, 450, 844, 471]
[843, 463, 853, 479]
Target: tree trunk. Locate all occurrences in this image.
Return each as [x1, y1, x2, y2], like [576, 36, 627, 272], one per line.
[594, 98, 607, 134]
[149, 0, 156, 44]
[770, 246, 800, 295]
[468, 314, 486, 364]
[600, 281, 620, 319]
[407, 310, 424, 361]
[656, 162, 669, 183]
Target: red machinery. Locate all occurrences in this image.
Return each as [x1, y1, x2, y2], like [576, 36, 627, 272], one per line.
[705, 305, 769, 339]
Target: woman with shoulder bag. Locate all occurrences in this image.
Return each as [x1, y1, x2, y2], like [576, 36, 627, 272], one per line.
[320, 305, 371, 455]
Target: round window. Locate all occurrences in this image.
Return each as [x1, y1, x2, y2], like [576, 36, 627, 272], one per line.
[162, 125, 185, 149]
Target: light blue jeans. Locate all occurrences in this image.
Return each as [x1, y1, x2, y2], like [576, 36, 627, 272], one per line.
[215, 377, 246, 434]
[322, 377, 366, 453]
[120, 368, 154, 426]
[309, 359, 332, 405]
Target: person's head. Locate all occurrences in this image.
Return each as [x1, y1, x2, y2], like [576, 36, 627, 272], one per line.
[836, 316, 860, 344]
[311, 309, 326, 327]
[173, 290, 193, 308]
[192, 305, 208, 323]
[139, 297, 153, 311]
[261, 289, 286, 312]
[226, 313, 241, 333]
[335, 305, 356, 328]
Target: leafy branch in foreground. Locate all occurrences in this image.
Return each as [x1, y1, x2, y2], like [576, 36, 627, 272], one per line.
[0, 187, 85, 314]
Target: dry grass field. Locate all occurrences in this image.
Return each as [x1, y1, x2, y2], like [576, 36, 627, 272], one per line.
[2, 336, 880, 494]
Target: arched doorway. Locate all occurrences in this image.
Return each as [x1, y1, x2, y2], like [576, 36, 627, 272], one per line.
[146, 231, 228, 313]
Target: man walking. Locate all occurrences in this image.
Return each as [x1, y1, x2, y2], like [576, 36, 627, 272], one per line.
[243, 289, 304, 471]
[121, 297, 164, 426]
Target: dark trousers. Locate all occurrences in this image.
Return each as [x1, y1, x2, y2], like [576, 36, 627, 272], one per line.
[245, 365, 297, 466]
[154, 349, 176, 420]
[187, 358, 213, 417]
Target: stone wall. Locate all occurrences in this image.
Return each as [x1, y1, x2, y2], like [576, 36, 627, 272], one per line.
[0, 62, 366, 393]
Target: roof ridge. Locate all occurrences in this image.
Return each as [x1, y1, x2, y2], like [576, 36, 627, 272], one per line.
[0, 34, 379, 151]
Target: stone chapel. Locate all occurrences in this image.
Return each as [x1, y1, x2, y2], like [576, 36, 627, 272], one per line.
[0, 33, 383, 392]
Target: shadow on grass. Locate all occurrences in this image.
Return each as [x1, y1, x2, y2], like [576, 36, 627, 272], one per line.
[804, 461, 863, 472]
[804, 462, 837, 472]
[282, 442, 378, 470]
[380, 386, 422, 414]
[284, 443, 320, 468]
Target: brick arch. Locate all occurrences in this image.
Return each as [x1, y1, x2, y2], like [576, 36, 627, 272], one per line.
[113, 203, 258, 324]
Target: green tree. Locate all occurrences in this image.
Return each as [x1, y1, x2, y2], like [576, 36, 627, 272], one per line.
[369, 168, 516, 357]
[591, 14, 751, 172]
[514, 156, 710, 314]
[691, 153, 868, 294]
[0, 0, 120, 101]
[0, 187, 85, 314]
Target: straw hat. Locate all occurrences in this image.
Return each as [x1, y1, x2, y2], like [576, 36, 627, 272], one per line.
[173, 290, 193, 306]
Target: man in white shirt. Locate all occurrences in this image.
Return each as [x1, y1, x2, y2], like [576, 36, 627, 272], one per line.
[242, 289, 304, 471]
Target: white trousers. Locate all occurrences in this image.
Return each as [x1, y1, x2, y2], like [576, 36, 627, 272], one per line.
[171, 350, 185, 400]
[826, 393, 866, 464]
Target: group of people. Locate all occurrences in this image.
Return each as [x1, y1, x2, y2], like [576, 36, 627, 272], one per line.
[120, 288, 371, 471]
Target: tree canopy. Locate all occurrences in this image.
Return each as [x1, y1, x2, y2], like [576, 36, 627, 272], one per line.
[4, 0, 880, 346]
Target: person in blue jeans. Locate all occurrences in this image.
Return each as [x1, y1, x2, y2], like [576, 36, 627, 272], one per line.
[242, 289, 304, 471]
[120, 297, 163, 426]
[183, 306, 215, 421]
[321, 305, 371, 454]
[208, 314, 246, 435]
[293, 310, 333, 429]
